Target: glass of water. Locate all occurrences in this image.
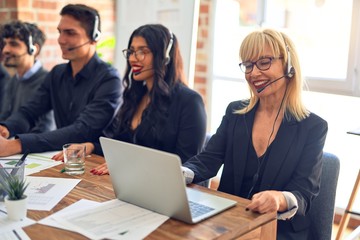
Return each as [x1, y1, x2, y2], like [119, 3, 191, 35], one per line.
[63, 144, 86, 175]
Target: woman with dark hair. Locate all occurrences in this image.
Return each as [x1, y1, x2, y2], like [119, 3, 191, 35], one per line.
[53, 24, 207, 176]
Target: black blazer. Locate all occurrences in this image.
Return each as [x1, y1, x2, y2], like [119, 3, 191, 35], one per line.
[96, 83, 207, 163]
[184, 100, 328, 238]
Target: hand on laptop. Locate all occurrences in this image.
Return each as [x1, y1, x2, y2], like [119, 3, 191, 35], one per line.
[90, 163, 109, 175]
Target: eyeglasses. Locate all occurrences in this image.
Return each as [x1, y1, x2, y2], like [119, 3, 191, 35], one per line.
[122, 48, 151, 61]
[239, 57, 283, 74]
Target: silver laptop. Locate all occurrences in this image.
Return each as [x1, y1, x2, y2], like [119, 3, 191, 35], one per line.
[100, 137, 237, 224]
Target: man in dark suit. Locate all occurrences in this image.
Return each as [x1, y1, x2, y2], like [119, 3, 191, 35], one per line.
[0, 4, 121, 156]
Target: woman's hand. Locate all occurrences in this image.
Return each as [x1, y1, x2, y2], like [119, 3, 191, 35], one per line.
[52, 142, 95, 161]
[246, 190, 287, 214]
[90, 162, 109, 175]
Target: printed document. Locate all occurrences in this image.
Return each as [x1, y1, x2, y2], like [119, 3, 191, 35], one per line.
[52, 199, 169, 240]
[24, 176, 81, 211]
[0, 202, 34, 237]
[0, 151, 61, 175]
[39, 199, 100, 230]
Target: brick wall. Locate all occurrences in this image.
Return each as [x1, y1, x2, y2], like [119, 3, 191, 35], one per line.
[195, 0, 211, 109]
[0, 0, 211, 106]
[0, 0, 115, 70]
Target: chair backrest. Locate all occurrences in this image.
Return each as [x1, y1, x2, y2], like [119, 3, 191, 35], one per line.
[308, 152, 340, 240]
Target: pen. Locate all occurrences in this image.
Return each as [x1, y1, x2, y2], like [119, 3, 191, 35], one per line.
[10, 150, 30, 175]
[12, 229, 22, 240]
[119, 230, 128, 235]
[15, 150, 30, 167]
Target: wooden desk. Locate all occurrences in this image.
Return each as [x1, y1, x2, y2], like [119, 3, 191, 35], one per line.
[24, 155, 277, 239]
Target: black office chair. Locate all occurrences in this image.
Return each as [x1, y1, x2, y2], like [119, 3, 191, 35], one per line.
[308, 152, 340, 240]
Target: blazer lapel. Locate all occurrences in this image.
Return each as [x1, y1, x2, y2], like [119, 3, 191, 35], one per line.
[260, 117, 298, 189]
[233, 108, 256, 195]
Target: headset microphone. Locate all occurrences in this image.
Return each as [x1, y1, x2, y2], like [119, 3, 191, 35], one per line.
[133, 68, 153, 76]
[256, 75, 286, 93]
[67, 41, 91, 51]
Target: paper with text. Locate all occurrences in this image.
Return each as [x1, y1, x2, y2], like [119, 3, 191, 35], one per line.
[0, 202, 35, 236]
[24, 176, 81, 211]
[52, 199, 169, 240]
[38, 199, 100, 230]
[0, 151, 62, 175]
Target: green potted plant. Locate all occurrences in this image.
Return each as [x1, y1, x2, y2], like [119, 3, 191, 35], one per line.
[1, 175, 29, 221]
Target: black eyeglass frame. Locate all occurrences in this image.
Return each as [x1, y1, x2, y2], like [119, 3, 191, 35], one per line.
[239, 56, 283, 74]
[122, 48, 151, 61]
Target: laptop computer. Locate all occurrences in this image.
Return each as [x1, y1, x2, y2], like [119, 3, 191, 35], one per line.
[100, 137, 237, 224]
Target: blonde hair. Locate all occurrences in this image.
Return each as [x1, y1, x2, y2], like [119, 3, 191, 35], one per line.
[236, 29, 309, 121]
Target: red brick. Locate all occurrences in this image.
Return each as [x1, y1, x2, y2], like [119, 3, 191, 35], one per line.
[196, 64, 207, 72]
[17, 0, 31, 8]
[33, 1, 57, 9]
[37, 12, 59, 22]
[195, 77, 207, 84]
[200, 4, 209, 13]
[3, 0, 16, 8]
[17, 11, 35, 21]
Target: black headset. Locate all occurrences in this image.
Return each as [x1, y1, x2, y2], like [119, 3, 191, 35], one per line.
[92, 15, 101, 42]
[164, 30, 174, 65]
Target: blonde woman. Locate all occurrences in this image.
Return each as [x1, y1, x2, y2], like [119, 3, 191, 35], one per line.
[182, 29, 327, 239]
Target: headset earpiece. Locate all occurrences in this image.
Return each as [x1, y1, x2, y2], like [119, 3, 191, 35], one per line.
[92, 15, 101, 42]
[285, 45, 295, 79]
[28, 35, 36, 55]
[164, 31, 174, 65]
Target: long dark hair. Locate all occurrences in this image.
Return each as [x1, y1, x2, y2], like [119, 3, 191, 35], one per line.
[115, 24, 186, 135]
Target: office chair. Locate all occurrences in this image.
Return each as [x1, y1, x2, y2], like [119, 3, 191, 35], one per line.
[308, 152, 340, 240]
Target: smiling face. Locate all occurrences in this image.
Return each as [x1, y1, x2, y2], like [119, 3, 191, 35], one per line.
[244, 45, 287, 96]
[1, 37, 35, 76]
[57, 15, 94, 61]
[128, 36, 154, 85]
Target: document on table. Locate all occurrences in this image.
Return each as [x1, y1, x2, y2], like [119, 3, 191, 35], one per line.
[0, 202, 34, 238]
[38, 199, 101, 230]
[24, 176, 81, 211]
[0, 228, 31, 240]
[52, 199, 169, 240]
[0, 151, 62, 175]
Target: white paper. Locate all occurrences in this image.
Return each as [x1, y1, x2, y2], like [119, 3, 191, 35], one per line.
[38, 199, 100, 230]
[0, 202, 35, 234]
[0, 228, 31, 240]
[24, 176, 81, 211]
[52, 199, 169, 240]
[0, 151, 62, 176]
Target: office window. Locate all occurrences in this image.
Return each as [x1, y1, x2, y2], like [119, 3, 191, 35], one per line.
[213, 0, 356, 92]
[210, 0, 359, 130]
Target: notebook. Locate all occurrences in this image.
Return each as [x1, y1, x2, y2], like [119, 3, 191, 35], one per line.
[100, 137, 237, 224]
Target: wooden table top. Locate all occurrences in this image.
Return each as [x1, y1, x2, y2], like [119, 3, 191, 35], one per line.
[24, 155, 276, 239]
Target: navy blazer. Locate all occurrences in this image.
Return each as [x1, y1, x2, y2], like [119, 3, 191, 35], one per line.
[184, 100, 328, 238]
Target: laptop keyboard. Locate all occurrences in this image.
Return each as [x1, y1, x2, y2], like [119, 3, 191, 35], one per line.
[189, 200, 214, 218]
